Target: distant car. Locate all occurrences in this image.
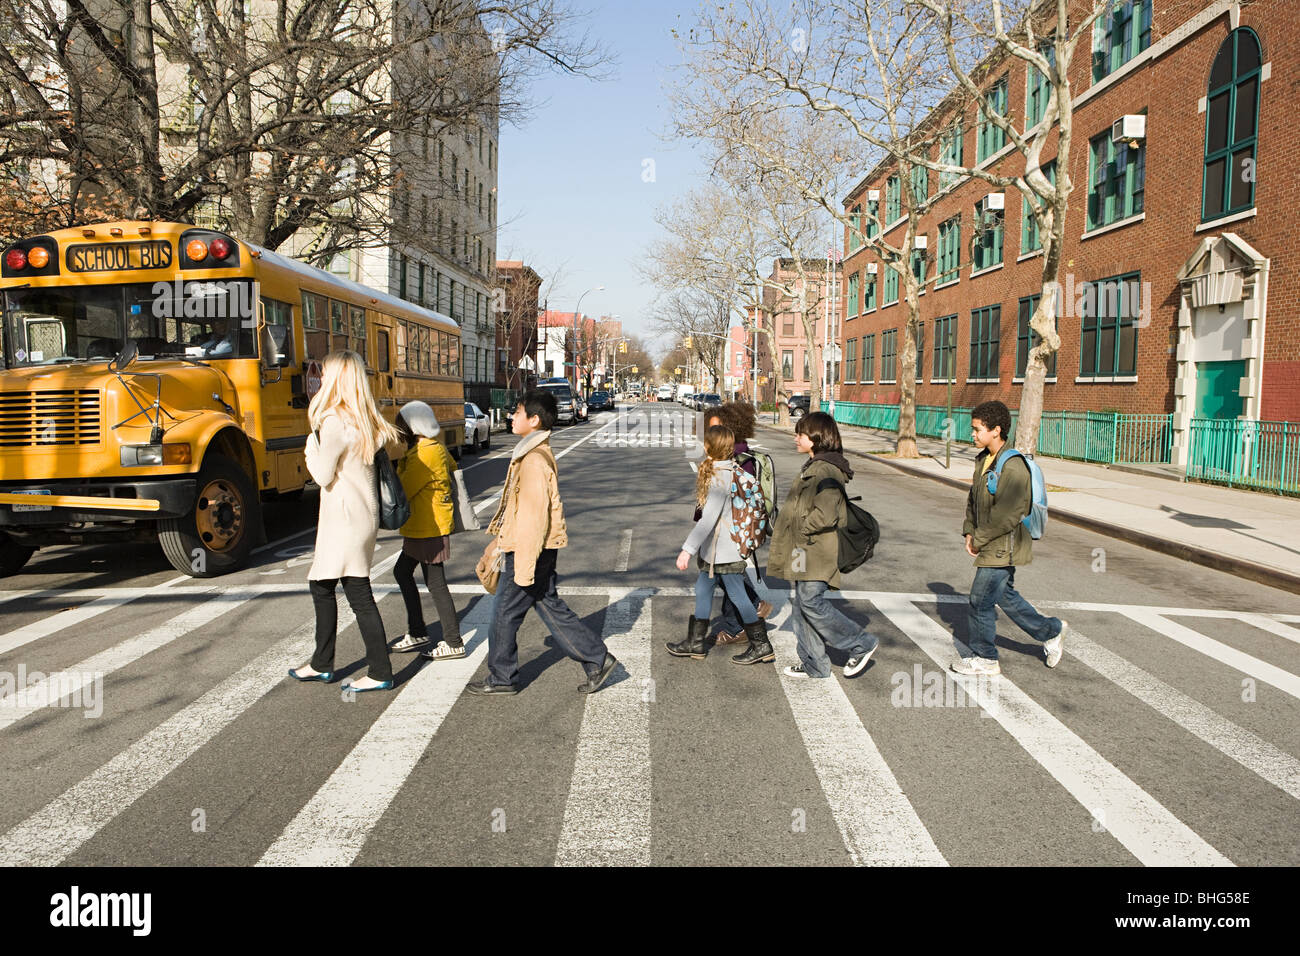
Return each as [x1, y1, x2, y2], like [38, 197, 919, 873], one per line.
[699, 393, 722, 410]
[787, 394, 811, 421]
[588, 391, 613, 412]
[464, 402, 491, 451]
[538, 381, 578, 425]
[656, 384, 674, 401]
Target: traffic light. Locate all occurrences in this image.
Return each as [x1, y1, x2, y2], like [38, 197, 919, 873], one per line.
[683, 336, 692, 349]
[631, 366, 638, 373]
[618, 340, 627, 353]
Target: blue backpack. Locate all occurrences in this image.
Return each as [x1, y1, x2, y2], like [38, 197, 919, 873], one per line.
[986, 448, 1048, 540]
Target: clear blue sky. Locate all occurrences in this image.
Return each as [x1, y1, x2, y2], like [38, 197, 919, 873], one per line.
[496, 2, 706, 353]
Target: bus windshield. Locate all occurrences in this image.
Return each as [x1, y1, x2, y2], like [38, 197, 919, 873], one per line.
[2, 279, 257, 368]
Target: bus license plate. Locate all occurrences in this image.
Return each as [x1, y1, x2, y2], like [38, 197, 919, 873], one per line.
[11, 490, 52, 512]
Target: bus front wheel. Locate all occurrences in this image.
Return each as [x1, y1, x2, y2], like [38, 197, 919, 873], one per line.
[158, 454, 259, 577]
[0, 532, 35, 576]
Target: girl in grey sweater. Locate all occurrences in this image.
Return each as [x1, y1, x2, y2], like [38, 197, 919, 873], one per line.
[668, 425, 774, 663]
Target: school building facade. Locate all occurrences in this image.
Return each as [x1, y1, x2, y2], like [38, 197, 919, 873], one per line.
[836, 0, 1298, 483]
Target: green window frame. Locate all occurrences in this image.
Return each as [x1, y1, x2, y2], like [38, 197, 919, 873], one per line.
[1016, 294, 1058, 379]
[939, 124, 964, 189]
[863, 269, 877, 311]
[1087, 130, 1145, 230]
[885, 175, 901, 224]
[1079, 271, 1140, 378]
[910, 164, 928, 208]
[883, 263, 899, 305]
[973, 202, 1004, 271]
[969, 304, 1001, 380]
[866, 198, 879, 238]
[1202, 28, 1261, 221]
[1026, 44, 1056, 129]
[914, 323, 925, 382]
[937, 216, 961, 285]
[1092, 0, 1152, 83]
[880, 329, 898, 383]
[933, 314, 957, 381]
[847, 271, 860, 317]
[1022, 160, 1057, 254]
[845, 337, 858, 383]
[910, 248, 926, 288]
[861, 333, 875, 383]
[849, 205, 862, 251]
[977, 77, 1008, 162]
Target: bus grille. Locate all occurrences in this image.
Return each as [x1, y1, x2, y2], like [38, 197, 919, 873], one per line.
[0, 390, 102, 447]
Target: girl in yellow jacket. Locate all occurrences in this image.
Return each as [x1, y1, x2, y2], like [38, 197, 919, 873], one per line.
[390, 401, 464, 660]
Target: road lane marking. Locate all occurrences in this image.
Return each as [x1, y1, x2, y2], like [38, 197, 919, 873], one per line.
[555, 588, 652, 866]
[0, 593, 160, 657]
[1238, 614, 1300, 647]
[870, 595, 1233, 867]
[1063, 625, 1300, 801]
[0, 553, 401, 866]
[766, 602, 947, 866]
[1122, 610, 1300, 701]
[0, 590, 253, 731]
[614, 530, 633, 572]
[257, 594, 496, 866]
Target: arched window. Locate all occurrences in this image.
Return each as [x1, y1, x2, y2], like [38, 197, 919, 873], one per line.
[1203, 28, 1261, 221]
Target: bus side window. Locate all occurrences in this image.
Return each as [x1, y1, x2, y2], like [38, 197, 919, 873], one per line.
[302, 291, 328, 361]
[377, 329, 390, 373]
[350, 306, 366, 364]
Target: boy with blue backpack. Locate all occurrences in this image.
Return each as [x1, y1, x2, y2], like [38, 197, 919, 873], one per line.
[956, 400, 1068, 676]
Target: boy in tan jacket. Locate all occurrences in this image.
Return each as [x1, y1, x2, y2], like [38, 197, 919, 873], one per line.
[467, 389, 618, 696]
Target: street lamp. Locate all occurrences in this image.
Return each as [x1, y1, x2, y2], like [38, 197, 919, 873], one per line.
[572, 285, 604, 398]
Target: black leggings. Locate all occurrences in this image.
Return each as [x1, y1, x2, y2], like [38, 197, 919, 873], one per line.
[393, 552, 462, 646]
[309, 577, 392, 681]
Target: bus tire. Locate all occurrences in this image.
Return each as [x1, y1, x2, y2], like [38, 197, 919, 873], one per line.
[158, 454, 259, 577]
[0, 532, 35, 576]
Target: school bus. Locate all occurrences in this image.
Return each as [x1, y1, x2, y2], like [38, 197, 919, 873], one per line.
[0, 221, 465, 577]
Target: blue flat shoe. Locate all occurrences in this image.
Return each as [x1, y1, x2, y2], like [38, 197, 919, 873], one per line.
[343, 679, 394, 693]
[289, 667, 335, 683]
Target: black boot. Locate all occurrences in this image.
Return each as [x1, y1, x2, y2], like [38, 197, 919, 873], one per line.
[667, 616, 710, 659]
[731, 619, 775, 664]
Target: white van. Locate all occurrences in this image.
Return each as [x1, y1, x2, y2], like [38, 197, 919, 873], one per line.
[656, 384, 674, 401]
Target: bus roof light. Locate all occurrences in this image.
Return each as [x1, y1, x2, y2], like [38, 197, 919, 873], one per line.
[186, 239, 209, 262]
[109, 227, 123, 237]
[4, 248, 27, 271]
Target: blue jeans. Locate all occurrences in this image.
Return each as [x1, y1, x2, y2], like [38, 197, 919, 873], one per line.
[716, 571, 762, 635]
[966, 565, 1062, 661]
[790, 580, 877, 679]
[486, 550, 608, 686]
[695, 570, 758, 625]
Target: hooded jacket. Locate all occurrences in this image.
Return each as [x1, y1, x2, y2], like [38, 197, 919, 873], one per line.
[766, 452, 855, 589]
[485, 429, 568, 586]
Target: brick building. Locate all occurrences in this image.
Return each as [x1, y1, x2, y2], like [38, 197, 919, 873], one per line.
[750, 257, 842, 404]
[838, 0, 1297, 467]
[494, 260, 540, 391]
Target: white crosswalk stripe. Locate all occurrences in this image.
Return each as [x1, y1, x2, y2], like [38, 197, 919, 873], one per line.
[555, 588, 653, 866]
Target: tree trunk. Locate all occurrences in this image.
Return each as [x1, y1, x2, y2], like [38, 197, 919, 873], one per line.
[896, 274, 920, 459]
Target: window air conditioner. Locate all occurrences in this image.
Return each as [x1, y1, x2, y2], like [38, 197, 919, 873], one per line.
[866, 263, 878, 274]
[913, 235, 927, 249]
[867, 190, 880, 201]
[983, 192, 1005, 211]
[1111, 114, 1146, 145]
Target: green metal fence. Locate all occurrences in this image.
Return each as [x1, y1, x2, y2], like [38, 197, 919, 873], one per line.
[1186, 418, 1299, 495]
[823, 402, 1177, 466]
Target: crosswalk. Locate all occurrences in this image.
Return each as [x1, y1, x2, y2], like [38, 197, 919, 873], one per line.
[0, 572, 1297, 866]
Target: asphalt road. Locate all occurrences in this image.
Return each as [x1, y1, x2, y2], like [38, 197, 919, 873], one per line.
[0, 403, 1297, 866]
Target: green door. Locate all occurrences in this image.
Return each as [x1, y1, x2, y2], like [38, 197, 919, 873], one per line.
[1194, 360, 1246, 419]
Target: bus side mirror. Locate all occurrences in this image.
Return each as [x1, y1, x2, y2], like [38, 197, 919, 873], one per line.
[260, 323, 293, 368]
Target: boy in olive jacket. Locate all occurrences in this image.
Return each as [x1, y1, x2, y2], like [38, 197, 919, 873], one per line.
[956, 400, 1068, 676]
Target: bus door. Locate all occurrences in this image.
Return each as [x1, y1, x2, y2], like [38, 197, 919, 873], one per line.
[259, 295, 308, 493]
[371, 311, 396, 417]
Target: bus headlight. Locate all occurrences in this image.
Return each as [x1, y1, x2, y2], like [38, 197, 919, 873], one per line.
[121, 444, 192, 467]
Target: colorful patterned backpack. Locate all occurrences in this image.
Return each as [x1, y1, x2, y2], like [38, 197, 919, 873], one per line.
[727, 466, 770, 559]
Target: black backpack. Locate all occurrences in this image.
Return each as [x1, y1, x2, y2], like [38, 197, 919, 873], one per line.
[816, 477, 879, 574]
[374, 447, 411, 530]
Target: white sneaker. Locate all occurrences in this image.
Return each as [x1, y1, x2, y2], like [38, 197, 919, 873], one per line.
[783, 663, 812, 678]
[420, 641, 466, 662]
[1043, 621, 1068, 668]
[844, 642, 877, 677]
[950, 656, 1001, 676]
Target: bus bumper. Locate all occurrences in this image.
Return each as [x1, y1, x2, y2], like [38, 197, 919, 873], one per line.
[0, 479, 197, 525]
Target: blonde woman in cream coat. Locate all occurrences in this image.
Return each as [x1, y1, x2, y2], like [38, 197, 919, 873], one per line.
[289, 350, 401, 693]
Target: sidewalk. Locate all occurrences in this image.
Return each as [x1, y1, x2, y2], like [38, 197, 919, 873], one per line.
[755, 419, 1300, 594]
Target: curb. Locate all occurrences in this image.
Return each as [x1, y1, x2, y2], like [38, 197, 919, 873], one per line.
[756, 422, 1300, 596]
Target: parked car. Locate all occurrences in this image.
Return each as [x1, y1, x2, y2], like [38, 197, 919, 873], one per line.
[576, 396, 589, 422]
[538, 380, 578, 425]
[699, 393, 722, 411]
[787, 393, 811, 421]
[588, 391, 614, 412]
[463, 402, 491, 452]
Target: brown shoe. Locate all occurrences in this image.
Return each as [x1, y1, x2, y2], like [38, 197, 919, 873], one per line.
[714, 629, 748, 645]
[756, 601, 773, 620]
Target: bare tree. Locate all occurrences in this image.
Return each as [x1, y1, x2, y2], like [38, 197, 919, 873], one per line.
[0, 0, 607, 263]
